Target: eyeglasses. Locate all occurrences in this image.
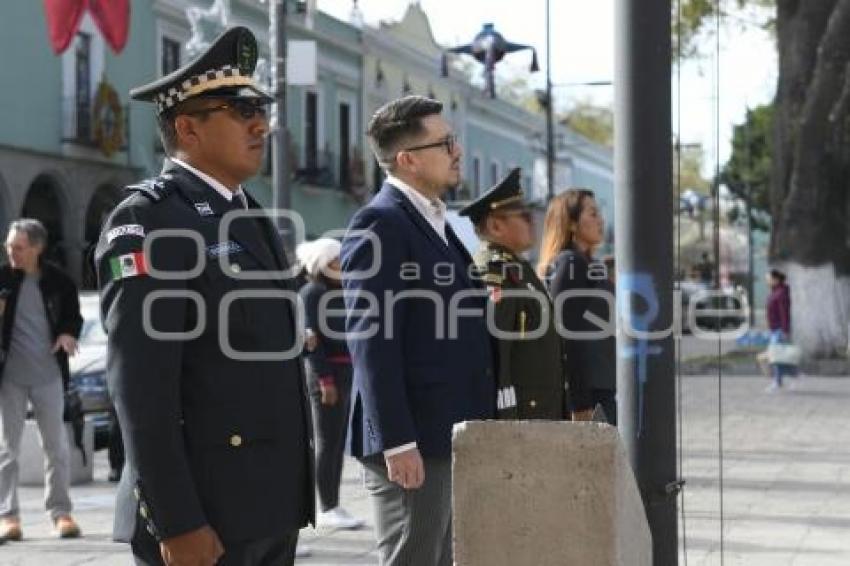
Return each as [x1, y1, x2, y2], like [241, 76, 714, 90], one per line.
[183, 100, 269, 121]
[403, 134, 457, 155]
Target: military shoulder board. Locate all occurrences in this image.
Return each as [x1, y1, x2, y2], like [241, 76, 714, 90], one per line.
[125, 175, 174, 203]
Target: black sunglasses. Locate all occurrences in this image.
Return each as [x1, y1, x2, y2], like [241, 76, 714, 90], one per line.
[403, 134, 457, 155]
[184, 100, 269, 121]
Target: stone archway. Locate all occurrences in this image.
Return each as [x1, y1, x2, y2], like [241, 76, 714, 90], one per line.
[81, 184, 122, 289]
[21, 174, 68, 270]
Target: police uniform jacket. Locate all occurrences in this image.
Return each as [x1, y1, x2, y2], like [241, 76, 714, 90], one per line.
[95, 161, 314, 545]
[474, 241, 567, 419]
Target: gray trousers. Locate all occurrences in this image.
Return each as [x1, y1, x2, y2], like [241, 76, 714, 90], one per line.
[361, 455, 452, 566]
[0, 378, 73, 520]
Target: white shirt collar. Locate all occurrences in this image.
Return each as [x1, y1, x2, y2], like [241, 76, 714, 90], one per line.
[386, 173, 447, 243]
[171, 157, 246, 204]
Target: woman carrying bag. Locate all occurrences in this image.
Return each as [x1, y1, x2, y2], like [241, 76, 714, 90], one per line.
[764, 269, 800, 391]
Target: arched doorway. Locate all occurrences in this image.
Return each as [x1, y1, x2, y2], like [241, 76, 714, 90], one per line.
[21, 174, 67, 269]
[82, 184, 123, 289]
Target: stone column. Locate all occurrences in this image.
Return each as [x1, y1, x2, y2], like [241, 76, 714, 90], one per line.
[453, 421, 651, 566]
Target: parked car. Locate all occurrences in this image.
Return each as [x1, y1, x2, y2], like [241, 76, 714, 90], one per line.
[69, 293, 110, 449]
[680, 281, 747, 334]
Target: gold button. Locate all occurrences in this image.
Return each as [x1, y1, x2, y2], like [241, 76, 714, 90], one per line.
[529, 400, 537, 408]
[140, 505, 148, 519]
[230, 434, 243, 447]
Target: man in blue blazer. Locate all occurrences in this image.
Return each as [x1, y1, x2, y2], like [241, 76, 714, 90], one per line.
[341, 96, 495, 566]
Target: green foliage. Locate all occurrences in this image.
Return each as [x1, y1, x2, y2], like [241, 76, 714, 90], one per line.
[560, 100, 613, 147]
[720, 104, 773, 229]
[674, 0, 775, 60]
[674, 143, 711, 195]
[497, 75, 541, 114]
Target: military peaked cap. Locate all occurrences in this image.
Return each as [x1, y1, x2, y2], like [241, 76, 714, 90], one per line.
[459, 167, 528, 224]
[130, 26, 272, 115]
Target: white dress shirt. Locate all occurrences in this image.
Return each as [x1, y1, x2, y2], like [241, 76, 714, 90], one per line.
[386, 173, 447, 245]
[171, 157, 248, 209]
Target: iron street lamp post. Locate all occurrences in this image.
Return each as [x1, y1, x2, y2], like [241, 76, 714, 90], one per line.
[270, 0, 290, 238]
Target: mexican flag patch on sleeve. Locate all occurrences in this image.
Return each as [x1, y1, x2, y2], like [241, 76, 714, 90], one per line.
[109, 252, 148, 280]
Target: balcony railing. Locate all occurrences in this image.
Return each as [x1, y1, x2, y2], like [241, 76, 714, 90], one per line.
[61, 96, 128, 154]
[288, 143, 367, 194]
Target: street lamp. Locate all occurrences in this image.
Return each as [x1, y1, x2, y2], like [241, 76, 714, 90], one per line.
[537, 78, 612, 201]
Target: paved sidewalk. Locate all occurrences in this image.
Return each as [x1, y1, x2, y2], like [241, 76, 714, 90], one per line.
[678, 373, 850, 566]
[2, 374, 849, 565]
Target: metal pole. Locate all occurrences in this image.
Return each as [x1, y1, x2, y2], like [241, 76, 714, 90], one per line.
[744, 108, 755, 325]
[614, 0, 678, 563]
[545, 0, 554, 201]
[270, 0, 290, 236]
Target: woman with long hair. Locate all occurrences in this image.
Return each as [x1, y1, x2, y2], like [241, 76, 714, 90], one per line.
[538, 189, 616, 423]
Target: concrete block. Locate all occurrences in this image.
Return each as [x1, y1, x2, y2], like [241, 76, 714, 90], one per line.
[18, 417, 94, 486]
[452, 421, 651, 566]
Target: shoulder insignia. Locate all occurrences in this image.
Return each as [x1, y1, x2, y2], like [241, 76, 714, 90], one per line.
[488, 248, 513, 262]
[125, 175, 175, 203]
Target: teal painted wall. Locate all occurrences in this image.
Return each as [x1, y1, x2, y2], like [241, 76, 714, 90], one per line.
[119, 0, 158, 172]
[0, 1, 63, 152]
[0, 0, 157, 168]
[464, 121, 536, 196]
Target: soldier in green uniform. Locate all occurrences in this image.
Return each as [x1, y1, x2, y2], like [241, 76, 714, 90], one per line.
[459, 168, 568, 419]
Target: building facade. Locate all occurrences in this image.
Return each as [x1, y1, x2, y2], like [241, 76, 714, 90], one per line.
[0, 0, 613, 284]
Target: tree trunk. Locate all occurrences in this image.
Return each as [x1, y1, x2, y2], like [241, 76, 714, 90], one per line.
[772, 0, 850, 355]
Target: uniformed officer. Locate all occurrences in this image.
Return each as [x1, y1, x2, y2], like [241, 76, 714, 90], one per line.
[95, 27, 313, 566]
[460, 167, 568, 419]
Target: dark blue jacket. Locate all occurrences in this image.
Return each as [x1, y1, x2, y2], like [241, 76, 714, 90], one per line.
[96, 162, 314, 545]
[341, 183, 495, 459]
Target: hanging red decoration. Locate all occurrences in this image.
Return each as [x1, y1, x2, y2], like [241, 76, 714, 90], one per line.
[43, 0, 130, 55]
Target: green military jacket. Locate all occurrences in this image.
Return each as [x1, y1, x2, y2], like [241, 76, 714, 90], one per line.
[474, 241, 568, 419]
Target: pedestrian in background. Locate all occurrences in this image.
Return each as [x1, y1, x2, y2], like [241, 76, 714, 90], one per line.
[461, 167, 568, 419]
[538, 189, 617, 425]
[342, 95, 495, 566]
[0, 218, 83, 541]
[296, 238, 364, 531]
[764, 268, 798, 391]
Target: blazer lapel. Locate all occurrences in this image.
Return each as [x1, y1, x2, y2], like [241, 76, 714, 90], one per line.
[167, 163, 280, 274]
[245, 192, 293, 278]
[445, 223, 477, 289]
[226, 209, 281, 274]
[384, 184, 451, 258]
